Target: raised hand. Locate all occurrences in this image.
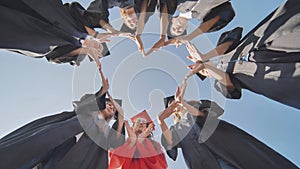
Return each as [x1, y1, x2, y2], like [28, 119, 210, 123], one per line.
[125, 121, 137, 146]
[94, 33, 111, 43]
[186, 42, 203, 61]
[173, 36, 189, 47]
[145, 37, 166, 56]
[158, 100, 179, 122]
[80, 46, 102, 69]
[185, 61, 205, 79]
[130, 35, 145, 56]
[138, 123, 154, 138]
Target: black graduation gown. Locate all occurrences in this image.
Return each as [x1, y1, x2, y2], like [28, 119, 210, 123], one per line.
[120, 0, 158, 34]
[161, 100, 299, 169]
[0, 0, 109, 65]
[216, 0, 300, 109]
[0, 89, 124, 169]
[0, 111, 83, 169]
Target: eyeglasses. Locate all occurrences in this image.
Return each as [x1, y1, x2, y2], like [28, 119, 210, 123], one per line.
[134, 118, 147, 124]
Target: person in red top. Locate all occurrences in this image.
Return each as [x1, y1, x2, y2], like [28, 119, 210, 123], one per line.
[109, 110, 167, 169]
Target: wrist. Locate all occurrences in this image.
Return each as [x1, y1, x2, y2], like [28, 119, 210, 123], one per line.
[93, 31, 99, 38]
[160, 35, 166, 40]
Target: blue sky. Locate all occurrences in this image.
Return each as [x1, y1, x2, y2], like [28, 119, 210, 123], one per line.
[0, 0, 299, 168]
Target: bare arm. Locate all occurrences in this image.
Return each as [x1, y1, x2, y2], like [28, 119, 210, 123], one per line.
[107, 93, 124, 136]
[186, 40, 233, 62]
[137, 123, 154, 143]
[182, 101, 204, 116]
[202, 41, 233, 61]
[135, 0, 148, 35]
[145, 4, 168, 56]
[204, 61, 235, 90]
[157, 101, 178, 146]
[124, 121, 137, 147]
[186, 16, 220, 42]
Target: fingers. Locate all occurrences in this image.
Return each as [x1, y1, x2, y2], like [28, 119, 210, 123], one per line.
[164, 39, 176, 46]
[145, 42, 163, 56]
[118, 32, 132, 38]
[145, 47, 156, 56]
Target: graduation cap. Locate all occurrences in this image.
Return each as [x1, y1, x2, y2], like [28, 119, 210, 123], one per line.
[95, 89, 122, 119]
[188, 100, 224, 117]
[195, 72, 207, 81]
[120, 23, 136, 34]
[130, 110, 155, 128]
[163, 95, 175, 108]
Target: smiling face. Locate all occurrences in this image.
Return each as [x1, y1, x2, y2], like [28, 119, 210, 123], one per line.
[101, 101, 116, 120]
[132, 117, 148, 134]
[120, 7, 138, 30]
[170, 16, 188, 36]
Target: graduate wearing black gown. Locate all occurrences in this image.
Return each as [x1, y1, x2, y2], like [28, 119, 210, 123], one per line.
[0, 0, 109, 66]
[0, 86, 125, 169]
[213, 0, 300, 109]
[159, 96, 299, 169]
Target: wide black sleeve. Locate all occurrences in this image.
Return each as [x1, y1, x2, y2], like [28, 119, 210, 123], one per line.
[45, 45, 82, 65]
[108, 120, 125, 149]
[186, 100, 224, 127]
[161, 126, 180, 161]
[214, 76, 242, 99]
[203, 1, 235, 33]
[217, 27, 243, 54]
[84, 0, 110, 28]
[158, 0, 177, 15]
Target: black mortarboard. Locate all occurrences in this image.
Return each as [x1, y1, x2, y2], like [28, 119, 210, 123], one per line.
[163, 95, 175, 108]
[196, 72, 207, 81]
[120, 23, 136, 34]
[197, 100, 224, 117]
[95, 88, 122, 119]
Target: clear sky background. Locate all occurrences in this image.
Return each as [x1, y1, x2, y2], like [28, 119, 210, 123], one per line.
[0, 0, 299, 168]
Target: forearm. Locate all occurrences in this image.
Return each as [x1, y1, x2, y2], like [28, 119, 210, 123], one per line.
[204, 62, 235, 89]
[135, 0, 148, 35]
[99, 19, 116, 33]
[84, 26, 96, 36]
[159, 120, 173, 146]
[160, 5, 168, 38]
[117, 112, 124, 134]
[186, 16, 220, 41]
[202, 41, 234, 61]
[182, 101, 204, 116]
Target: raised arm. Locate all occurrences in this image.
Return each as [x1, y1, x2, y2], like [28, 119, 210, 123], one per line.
[157, 101, 178, 146]
[124, 121, 137, 147]
[131, 0, 149, 56]
[145, 4, 168, 56]
[107, 92, 124, 136]
[186, 60, 235, 90]
[186, 41, 233, 62]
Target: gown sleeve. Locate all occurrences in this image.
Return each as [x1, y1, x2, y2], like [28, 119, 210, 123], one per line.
[161, 126, 180, 161]
[214, 75, 242, 99]
[203, 1, 235, 32]
[108, 120, 126, 149]
[84, 0, 110, 28]
[217, 27, 243, 54]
